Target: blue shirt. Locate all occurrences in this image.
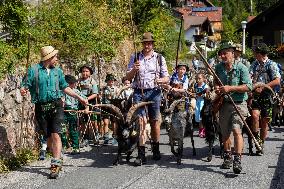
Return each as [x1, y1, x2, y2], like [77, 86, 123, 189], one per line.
[64, 88, 86, 109]
[170, 73, 189, 90]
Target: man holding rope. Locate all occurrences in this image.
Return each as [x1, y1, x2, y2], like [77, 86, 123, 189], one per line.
[249, 43, 281, 156]
[126, 32, 169, 166]
[20, 46, 88, 179]
[215, 42, 252, 174]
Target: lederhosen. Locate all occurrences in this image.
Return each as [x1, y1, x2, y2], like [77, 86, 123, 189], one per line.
[33, 65, 64, 138]
[251, 62, 274, 119]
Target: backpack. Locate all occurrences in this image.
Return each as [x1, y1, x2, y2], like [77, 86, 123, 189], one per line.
[252, 60, 282, 92]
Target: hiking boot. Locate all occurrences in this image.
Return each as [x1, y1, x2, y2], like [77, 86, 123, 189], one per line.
[110, 138, 118, 146]
[103, 133, 110, 145]
[71, 148, 80, 155]
[49, 158, 62, 179]
[233, 155, 242, 174]
[39, 150, 46, 160]
[80, 139, 89, 148]
[49, 164, 60, 179]
[152, 142, 161, 161]
[134, 146, 146, 166]
[221, 151, 232, 169]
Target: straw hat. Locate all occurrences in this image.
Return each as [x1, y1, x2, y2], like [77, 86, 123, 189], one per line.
[40, 46, 59, 61]
[234, 43, 242, 52]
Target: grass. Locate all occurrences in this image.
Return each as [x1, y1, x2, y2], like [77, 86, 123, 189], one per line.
[0, 148, 38, 173]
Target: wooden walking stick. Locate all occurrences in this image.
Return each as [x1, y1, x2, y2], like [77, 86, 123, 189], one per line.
[193, 45, 262, 151]
[20, 33, 31, 148]
[175, 16, 184, 68]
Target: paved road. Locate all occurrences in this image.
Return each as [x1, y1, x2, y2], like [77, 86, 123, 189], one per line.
[1, 127, 284, 189]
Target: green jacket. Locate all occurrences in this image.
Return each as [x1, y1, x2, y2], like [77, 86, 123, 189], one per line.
[215, 60, 252, 102]
[21, 62, 68, 103]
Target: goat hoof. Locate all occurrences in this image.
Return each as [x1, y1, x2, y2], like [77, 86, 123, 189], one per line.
[177, 159, 182, 165]
[113, 161, 118, 166]
[193, 151, 197, 156]
[207, 156, 212, 162]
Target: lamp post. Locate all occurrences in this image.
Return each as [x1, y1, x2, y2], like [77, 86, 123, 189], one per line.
[241, 21, 247, 55]
[204, 35, 208, 59]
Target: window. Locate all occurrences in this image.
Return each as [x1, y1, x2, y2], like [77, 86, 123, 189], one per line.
[252, 36, 263, 46]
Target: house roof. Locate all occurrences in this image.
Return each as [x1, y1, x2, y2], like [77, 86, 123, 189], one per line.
[247, 16, 256, 22]
[191, 7, 222, 22]
[183, 15, 208, 30]
[174, 7, 192, 16]
[246, 1, 284, 28]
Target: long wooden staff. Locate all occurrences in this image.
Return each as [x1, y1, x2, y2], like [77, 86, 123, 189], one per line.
[194, 45, 262, 151]
[20, 34, 31, 148]
[128, 0, 144, 95]
[175, 16, 183, 68]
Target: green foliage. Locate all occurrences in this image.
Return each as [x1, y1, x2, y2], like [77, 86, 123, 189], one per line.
[212, 0, 280, 45]
[133, 0, 181, 61]
[31, 0, 131, 61]
[0, 148, 37, 173]
[0, 41, 18, 78]
[0, 0, 29, 47]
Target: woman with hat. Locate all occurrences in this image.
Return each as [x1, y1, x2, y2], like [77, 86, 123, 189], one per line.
[101, 73, 119, 145]
[20, 46, 88, 179]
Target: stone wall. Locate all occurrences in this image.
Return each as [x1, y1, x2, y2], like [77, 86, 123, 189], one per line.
[0, 75, 36, 157]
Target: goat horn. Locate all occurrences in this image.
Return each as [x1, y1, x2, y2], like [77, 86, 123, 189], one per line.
[116, 85, 131, 98]
[164, 99, 185, 113]
[252, 82, 275, 95]
[126, 101, 154, 124]
[92, 104, 124, 122]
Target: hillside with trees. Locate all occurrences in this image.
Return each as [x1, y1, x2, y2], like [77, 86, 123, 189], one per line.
[0, 0, 181, 79]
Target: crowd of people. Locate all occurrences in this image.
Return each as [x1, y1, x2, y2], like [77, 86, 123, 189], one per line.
[20, 32, 282, 179]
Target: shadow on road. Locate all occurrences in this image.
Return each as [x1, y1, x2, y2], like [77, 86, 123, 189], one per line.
[270, 143, 284, 189]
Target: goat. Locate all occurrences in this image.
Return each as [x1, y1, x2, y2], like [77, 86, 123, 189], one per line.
[164, 99, 196, 165]
[93, 101, 153, 166]
[201, 97, 223, 162]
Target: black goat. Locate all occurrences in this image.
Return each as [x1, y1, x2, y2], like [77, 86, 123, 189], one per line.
[201, 98, 223, 162]
[94, 102, 153, 165]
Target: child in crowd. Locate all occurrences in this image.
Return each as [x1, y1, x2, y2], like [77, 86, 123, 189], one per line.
[169, 63, 189, 94]
[77, 65, 99, 145]
[120, 77, 133, 100]
[194, 73, 209, 138]
[101, 74, 119, 145]
[61, 75, 86, 154]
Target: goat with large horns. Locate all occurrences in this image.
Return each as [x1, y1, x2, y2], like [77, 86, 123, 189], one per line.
[92, 101, 154, 165]
[164, 98, 196, 165]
